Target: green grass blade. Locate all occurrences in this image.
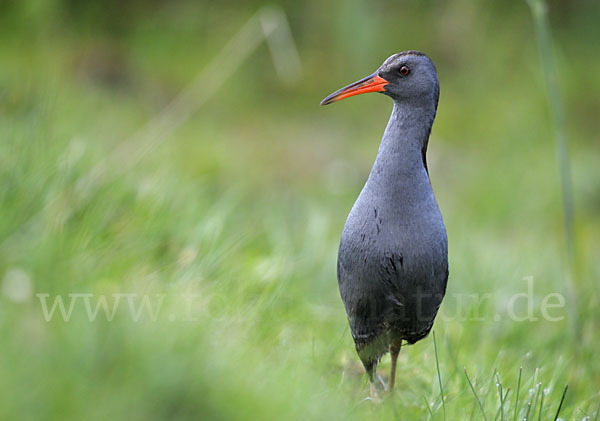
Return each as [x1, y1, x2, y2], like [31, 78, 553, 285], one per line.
[433, 331, 446, 421]
[530, 383, 542, 420]
[495, 388, 510, 421]
[525, 0, 576, 267]
[514, 367, 522, 421]
[465, 367, 488, 421]
[553, 384, 568, 421]
[525, 0, 579, 341]
[423, 396, 435, 420]
[524, 402, 532, 421]
[496, 373, 504, 421]
[538, 389, 545, 421]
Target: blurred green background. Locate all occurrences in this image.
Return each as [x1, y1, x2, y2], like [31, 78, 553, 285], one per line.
[1, 0, 599, 419]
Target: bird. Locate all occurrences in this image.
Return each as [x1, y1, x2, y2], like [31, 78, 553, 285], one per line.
[320, 51, 448, 400]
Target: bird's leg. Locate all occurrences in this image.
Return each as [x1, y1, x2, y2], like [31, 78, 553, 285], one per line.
[365, 363, 381, 403]
[377, 374, 387, 390]
[388, 339, 402, 392]
[369, 381, 381, 403]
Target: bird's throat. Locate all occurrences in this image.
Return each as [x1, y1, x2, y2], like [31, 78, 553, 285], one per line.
[367, 101, 436, 192]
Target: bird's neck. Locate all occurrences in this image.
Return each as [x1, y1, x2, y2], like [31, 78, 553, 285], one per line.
[366, 101, 436, 193]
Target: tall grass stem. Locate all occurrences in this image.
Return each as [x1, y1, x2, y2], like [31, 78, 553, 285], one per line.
[464, 368, 488, 421]
[525, 0, 578, 327]
[514, 367, 522, 421]
[433, 332, 446, 421]
[553, 385, 568, 421]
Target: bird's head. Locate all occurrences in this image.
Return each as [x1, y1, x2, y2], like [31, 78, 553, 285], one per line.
[320, 51, 439, 108]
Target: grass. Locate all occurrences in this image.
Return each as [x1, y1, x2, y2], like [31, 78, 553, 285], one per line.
[433, 331, 447, 420]
[527, 0, 579, 340]
[1, 1, 599, 420]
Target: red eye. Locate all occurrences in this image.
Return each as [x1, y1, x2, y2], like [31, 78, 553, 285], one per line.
[399, 66, 410, 76]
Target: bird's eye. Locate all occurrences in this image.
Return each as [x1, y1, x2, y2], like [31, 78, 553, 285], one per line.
[399, 65, 410, 76]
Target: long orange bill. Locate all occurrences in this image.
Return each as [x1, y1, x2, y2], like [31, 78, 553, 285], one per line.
[320, 72, 389, 106]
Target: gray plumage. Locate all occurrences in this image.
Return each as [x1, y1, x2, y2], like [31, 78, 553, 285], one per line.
[324, 51, 448, 384]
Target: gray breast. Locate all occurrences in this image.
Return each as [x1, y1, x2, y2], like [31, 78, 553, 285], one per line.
[337, 185, 448, 348]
